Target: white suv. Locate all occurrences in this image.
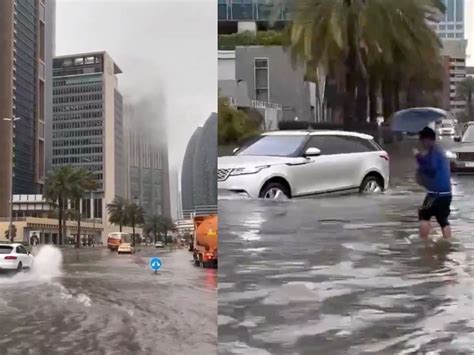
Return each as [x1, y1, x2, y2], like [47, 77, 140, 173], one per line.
[218, 130, 390, 199]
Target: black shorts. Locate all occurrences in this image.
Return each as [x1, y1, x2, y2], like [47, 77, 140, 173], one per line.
[418, 194, 452, 228]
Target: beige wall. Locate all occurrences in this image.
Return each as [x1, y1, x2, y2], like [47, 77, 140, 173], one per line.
[0, 1, 14, 218]
[0, 218, 105, 243]
[103, 53, 118, 226]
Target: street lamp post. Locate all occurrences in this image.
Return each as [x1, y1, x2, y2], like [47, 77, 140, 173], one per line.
[3, 117, 21, 242]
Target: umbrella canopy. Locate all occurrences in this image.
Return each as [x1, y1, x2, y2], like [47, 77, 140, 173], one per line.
[391, 107, 448, 133]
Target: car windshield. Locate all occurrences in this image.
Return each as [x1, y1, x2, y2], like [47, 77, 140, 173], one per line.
[462, 126, 474, 143]
[442, 123, 452, 128]
[237, 135, 307, 157]
[0, 246, 13, 254]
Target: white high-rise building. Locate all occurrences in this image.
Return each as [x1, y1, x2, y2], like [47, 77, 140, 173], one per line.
[435, 0, 464, 39]
[52, 52, 126, 242]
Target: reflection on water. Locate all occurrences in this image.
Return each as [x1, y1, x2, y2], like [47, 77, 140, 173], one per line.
[218, 172, 474, 354]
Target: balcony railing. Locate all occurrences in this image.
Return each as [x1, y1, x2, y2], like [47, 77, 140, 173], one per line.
[251, 100, 282, 110]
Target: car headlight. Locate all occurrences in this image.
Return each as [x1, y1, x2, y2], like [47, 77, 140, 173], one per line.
[446, 150, 457, 159]
[230, 165, 270, 176]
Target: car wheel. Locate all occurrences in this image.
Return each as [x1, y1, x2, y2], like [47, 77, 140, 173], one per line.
[360, 175, 384, 194]
[16, 262, 23, 273]
[260, 182, 290, 200]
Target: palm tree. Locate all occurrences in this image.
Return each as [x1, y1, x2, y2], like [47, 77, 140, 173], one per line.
[157, 216, 174, 245]
[44, 166, 85, 245]
[145, 214, 162, 244]
[71, 168, 98, 248]
[107, 196, 128, 232]
[125, 202, 145, 247]
[286, 0, 445, 125]
[457, 77, 474, 121]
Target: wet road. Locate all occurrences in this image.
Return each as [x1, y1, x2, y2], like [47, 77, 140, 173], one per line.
[218, 140, 474, 354]
[0, 246, 216, 355]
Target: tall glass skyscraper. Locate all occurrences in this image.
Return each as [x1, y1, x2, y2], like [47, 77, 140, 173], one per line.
[435, 0, 464, 39]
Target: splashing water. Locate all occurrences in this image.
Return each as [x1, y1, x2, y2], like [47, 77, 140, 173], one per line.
[31, 245, 63, 280]
[0, 245, 63, 285]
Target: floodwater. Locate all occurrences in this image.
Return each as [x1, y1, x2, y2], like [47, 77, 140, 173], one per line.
[0, 246, 217, 355]
[218, 140, 474, 354]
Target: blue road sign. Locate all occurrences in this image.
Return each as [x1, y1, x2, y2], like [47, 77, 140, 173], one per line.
[150, 257, 162, 271]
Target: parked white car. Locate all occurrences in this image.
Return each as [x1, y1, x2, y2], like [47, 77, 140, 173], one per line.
[154, 241, 164, 248]
[218, 130, 390, 199]
[448, 124, 474, 173]
[0, 243, 34, 273]
[437, 121, 456, 136]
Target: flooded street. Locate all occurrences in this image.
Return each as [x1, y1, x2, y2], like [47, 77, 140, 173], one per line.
[218, 141, 474, 354]
[0, 247, 217, 355]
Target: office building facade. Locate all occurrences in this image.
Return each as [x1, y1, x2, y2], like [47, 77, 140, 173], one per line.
[52, 52, 126, 228]
[126, 103, 171, 218]
[435, 0, 464, 39]
[181, 113, 217, 219]
[440, 39, 468, 115]
[218, 0, 290, 34]
[0, 0, 53, 217]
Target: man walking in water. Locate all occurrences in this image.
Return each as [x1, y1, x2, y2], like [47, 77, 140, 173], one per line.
[415, 127, 452, 239]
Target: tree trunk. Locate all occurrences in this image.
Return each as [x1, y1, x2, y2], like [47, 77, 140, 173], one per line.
[119, 221, 122, 232]
[343, 0, 357, 129]
[76, 198, 81, 248]
[469, 88, 473, 120]
[382, 80, 394, 122]
[58, 196, 63, 246]
[355, 78, 368, 123]
[369, 75, 378, 123]
[132, 219, 136, 247]
[394, 80, 401, 112]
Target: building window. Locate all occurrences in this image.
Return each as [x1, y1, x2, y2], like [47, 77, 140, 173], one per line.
[447, 0, 455, 21]
[218, 0, 228, 20]
[231, 0, 253, 20]
[39, 61, 45, 80]
[254, 58, 269, 102]
[39, 4, 46, 22]
[456, 0, 463, 21]
[256, 1, 273, 21]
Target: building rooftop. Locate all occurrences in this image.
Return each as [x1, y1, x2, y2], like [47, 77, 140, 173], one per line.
[54, 51, 122, 74]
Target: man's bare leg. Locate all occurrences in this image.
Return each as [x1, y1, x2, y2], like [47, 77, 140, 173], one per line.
[419, 220, 431, 239]
[441, 225, 451, 239]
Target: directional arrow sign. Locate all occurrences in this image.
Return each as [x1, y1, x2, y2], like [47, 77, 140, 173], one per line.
[150, 257, 162, 271]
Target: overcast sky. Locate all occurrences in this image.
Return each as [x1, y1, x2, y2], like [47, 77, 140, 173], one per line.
[56, 0, 217, 218]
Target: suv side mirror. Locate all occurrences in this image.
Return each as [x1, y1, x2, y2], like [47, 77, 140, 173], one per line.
[454, 136, 461, 142]
[304, 147, 321, 157]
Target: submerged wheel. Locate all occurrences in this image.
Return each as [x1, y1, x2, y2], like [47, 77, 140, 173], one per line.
[259, 182, 290, 200]
[360, 175, 384, 194]
[16, 262, 23, 273]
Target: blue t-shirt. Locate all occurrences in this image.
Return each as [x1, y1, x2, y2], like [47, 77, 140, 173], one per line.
[416, 146, 451, 195]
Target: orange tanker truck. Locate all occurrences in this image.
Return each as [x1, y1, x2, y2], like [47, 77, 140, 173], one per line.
[192, 214, 217, 268]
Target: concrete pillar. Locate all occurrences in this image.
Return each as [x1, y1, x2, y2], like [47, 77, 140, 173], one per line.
[90, 196, 94, 219]
[0, 1, 14, 218]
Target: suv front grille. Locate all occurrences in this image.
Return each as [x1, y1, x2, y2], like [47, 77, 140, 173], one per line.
[457, 152, 474, 161]
[218, 169, 232, 181]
